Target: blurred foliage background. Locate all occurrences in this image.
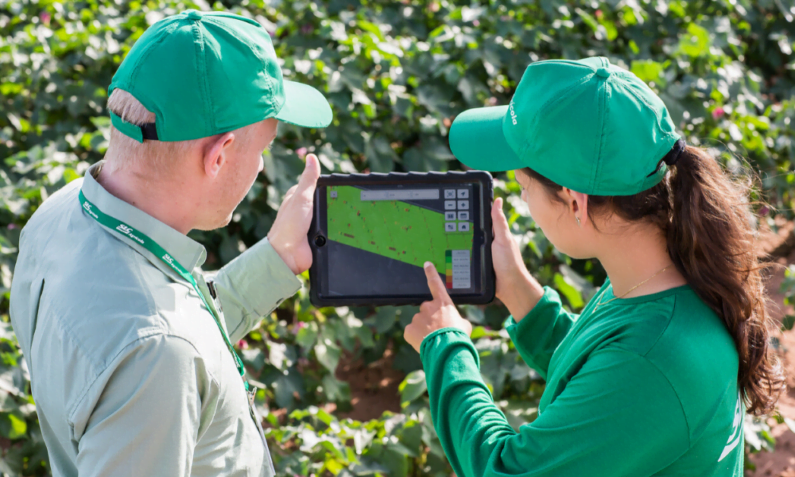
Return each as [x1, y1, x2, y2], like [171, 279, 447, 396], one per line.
[1, 0, 795, 475]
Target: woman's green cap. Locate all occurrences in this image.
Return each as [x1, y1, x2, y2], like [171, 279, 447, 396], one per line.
[108, 10, 332, 143]
[449, 57, 681, 196]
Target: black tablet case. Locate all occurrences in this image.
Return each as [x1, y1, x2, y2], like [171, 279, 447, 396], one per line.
[308, 171, 495, 307]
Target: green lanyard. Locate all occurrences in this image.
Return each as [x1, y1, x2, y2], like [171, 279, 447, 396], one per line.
[78, 190, 249, 392]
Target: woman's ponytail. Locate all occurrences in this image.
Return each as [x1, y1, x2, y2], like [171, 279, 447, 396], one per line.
[524, 145, 786, 415]
[665, 146, 785, 415]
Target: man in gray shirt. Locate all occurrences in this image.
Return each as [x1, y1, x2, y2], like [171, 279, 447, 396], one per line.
[9, 10, 331, 476]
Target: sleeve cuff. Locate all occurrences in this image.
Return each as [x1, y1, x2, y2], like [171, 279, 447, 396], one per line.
[217, 237, 301, 316]
[504, 286, 559, 340]
[419, 327, 473, 364]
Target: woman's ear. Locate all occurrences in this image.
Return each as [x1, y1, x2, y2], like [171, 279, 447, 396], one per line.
[203, 132, 235, 179]
[560, 188, 589, 227]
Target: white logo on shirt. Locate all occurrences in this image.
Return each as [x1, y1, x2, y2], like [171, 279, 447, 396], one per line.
[82, 202, 98, 219]
[162, 253, 175, 266]
[115, 223, 144, 244]
[718, 391, 743, 462]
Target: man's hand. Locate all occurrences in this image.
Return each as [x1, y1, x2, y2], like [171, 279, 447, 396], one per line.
[491, 197, 544, 321]
[267, 154, 320, 275]
[404, 262, 473, 353]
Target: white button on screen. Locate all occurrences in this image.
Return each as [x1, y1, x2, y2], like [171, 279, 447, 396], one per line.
[457, 200, 469, 209]
[458, 222, 470, 232]
[458, 211, 469, 220]
[457, 189, 469, 198]
[330, 191, 337, 198]
[445, 200, 456, 210]
[445, 222, 456, 232]
[445, 211, 456, 220]
[444, 190, 456, 199]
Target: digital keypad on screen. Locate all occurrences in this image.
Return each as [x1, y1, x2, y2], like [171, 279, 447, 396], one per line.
[444, 188, 472, 234]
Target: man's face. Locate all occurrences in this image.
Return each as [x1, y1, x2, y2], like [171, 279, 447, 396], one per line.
[203, 118, 278, 230]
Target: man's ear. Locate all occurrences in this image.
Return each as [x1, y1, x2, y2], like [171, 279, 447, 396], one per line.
[203, 132, 235, 179]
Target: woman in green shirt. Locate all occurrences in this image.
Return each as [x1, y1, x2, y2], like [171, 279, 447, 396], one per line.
[404, 57, 785, 476]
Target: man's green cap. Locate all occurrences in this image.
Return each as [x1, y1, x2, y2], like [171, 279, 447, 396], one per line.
[108, 10, 332, 143]
[449, 57, 680, 196]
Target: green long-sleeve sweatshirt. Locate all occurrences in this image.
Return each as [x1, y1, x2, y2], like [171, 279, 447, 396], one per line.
[419, 282, 744, 476]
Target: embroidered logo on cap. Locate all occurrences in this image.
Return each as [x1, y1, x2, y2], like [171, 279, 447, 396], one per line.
[509, 99, 518, 125]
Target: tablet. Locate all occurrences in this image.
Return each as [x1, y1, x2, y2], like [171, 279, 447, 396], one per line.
[307, 171, 495, 307]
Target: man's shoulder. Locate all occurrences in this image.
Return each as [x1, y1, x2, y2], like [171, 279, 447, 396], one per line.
[15, 178, 197, 366]
[23, 177, 83, 233]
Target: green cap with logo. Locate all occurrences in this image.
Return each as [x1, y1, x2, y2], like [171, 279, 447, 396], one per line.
[449, 57, 681, 196]
[108, 10, 332, 143]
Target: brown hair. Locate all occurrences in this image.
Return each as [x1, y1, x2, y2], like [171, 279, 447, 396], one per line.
[521, 146, 785, 415]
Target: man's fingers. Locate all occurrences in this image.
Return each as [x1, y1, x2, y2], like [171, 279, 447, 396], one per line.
[492, 197, 511, 240]
[282, 184, 298, 204]
[296, 153, 321, 196]
[424, 262, 450, 303]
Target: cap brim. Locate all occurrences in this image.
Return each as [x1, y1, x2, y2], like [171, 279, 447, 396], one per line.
[449, 106, 524, 172]
[274, 80, 332, 128]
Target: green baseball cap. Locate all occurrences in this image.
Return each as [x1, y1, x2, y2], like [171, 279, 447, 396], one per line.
[449, 57, 681, 196]
[108, 10, 332, 143]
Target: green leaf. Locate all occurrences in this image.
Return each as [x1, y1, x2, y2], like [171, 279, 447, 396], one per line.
[321, 374, 351, 402]
[553, 272, 584, 309]
[0, 412, 27, 439]
[272, 370, 304, 409]
[497, 399, 539, 431]
[241, 347, 266, 372]
[0, 83, 23, 95]
[369, 307, 397, 334]
[784, 417, 795, 435]
[314, 340, 341, 372]
[296, 322, 319, 351]
[631, 60, 664, 84]
[398, 370, 427, 406]
[678, 23, 711, 57]
[364, 136, 396, 173]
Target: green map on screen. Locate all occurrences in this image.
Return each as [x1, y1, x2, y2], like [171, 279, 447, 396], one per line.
[327, 185, 474, 273]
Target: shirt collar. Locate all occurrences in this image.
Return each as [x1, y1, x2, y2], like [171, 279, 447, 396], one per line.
[81, 161, 207, 272]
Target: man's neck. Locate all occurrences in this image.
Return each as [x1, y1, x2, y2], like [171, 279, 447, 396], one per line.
[596, 225, 686, 298]
[96, 163, 196, 235]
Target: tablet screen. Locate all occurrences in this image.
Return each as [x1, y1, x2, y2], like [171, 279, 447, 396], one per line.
[323, 183, 477, 297]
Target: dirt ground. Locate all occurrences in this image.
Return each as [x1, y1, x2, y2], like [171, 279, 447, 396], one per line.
[327, 343, 403, 421]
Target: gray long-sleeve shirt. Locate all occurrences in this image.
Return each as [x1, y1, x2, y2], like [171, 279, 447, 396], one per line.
[9, 160, 302, 476]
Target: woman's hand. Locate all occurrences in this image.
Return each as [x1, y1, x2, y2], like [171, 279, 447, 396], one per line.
[404, 262, 473, 353]
[491, 197, 545, 321]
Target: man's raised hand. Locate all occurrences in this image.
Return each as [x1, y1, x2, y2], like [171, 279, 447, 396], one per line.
[267, 153, 321, 275]
[404, 262, 472, 353]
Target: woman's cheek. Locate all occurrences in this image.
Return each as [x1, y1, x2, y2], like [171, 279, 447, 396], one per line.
[526, 200, 570, 255]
